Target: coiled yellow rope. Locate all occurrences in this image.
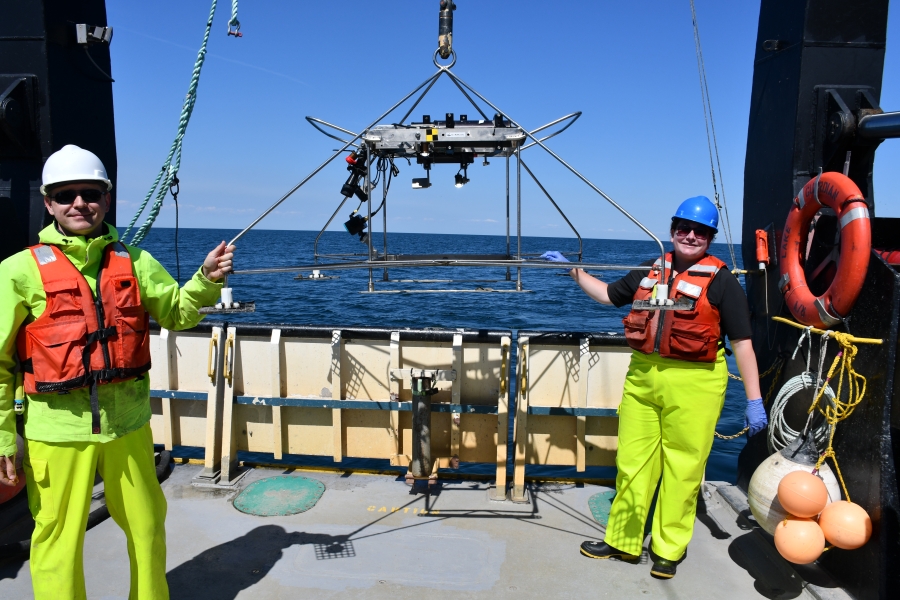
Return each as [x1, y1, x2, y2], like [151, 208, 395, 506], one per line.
[807, 334, 865, 502]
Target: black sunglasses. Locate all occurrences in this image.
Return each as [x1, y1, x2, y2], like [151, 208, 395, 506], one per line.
[50, 188, 105, 205]
[674, 222, 713, 240]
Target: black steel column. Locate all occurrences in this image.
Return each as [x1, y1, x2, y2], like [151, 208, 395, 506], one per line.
[741, 2, 898, 598]
[741, 0, 889, 367]
[410, 376, 435, 478]
[1, 0, 117, 263]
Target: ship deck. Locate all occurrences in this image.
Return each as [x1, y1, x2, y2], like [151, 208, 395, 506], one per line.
[0, 462, 849, 599]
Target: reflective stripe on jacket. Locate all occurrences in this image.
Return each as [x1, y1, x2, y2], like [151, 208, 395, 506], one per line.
[0, 223, 222, 457]
[622, 252, 726, 363]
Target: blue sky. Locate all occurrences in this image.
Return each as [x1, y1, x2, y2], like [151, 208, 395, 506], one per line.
[107, 1, 900, 243]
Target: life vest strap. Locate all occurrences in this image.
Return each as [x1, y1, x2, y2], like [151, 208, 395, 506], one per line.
[86, 326, 117, 344]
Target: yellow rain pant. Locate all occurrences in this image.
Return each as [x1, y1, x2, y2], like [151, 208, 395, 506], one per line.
[23, 423, 168, 600]
[604, 350, 727, 561]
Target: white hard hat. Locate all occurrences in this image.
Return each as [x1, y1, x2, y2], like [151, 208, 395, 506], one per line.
[40, 144, 113, 196]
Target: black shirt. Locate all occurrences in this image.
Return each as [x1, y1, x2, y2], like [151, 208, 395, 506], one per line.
[607, 258, 753, 341]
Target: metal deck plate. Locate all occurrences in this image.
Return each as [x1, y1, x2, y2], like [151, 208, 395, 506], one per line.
[233, 476, 325, 517]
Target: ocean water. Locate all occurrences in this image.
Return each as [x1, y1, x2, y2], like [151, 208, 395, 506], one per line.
[139, 227, 748, 482]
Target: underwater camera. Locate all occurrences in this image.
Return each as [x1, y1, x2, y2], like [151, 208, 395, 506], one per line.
[341, 150, 370, 201]
[344, 211, 369, 243]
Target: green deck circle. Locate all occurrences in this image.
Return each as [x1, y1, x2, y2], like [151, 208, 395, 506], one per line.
[233, 475, 325, 517]
[587, 490, 617, 526]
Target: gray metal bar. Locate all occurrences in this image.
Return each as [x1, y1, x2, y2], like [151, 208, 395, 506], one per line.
[444, 69, 668, 282]
[314, 195, 352, 259]
[447, 75, 491, 121]
[858, 111, 900, 139]
[366, 148, 374, 292]
[520, 111, 582, 150]
[520, 159, 583, 261]
[305, 116, 360, 147]
[227, 69, 443, 247]
[528, 406, 619, 417]
[410, 378, 434, 478]
[231, 395, 499, 414]
[235, 259, 649, 276]
[362, 289, 534, 294]
[506, 155, 511, 281]
[386, 279, 503, 283]
[516, 146, 522, 291]
[382, 161, 389, 281]
[398, 71, 444, 125]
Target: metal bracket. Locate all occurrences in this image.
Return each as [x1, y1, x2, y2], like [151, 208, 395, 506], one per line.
[75, 24, 113, 45]
[390, 368, 456, 382]
[200, 301, 256, 314]
[631, 297, 695, 312]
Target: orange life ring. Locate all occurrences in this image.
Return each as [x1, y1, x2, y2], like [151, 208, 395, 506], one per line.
[779, 172, 871, 328]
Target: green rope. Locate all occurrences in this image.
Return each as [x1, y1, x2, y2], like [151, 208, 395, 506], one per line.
[124, 0, 222, 246]
[230, 0, 241, 29]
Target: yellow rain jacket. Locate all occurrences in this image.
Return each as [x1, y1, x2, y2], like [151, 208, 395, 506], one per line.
[0, 223, 221, 458]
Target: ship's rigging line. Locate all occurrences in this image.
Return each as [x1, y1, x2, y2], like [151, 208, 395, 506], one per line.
[689, 0, 738, 270]
[123, 0, 240, 246]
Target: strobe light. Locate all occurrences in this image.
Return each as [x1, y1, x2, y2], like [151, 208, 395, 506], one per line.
[454, 165, 469, 188]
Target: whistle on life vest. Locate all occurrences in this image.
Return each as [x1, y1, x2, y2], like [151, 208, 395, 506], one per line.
[13, 372, 24, 415]
[755, 229, 770, 271]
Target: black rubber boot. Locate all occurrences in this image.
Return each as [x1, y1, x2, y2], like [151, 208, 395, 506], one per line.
[579, 541, 640, 563]
[650, 556, 677, 579]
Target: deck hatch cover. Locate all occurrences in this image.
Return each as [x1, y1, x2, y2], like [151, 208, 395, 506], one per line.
[232, 475, 325, 517]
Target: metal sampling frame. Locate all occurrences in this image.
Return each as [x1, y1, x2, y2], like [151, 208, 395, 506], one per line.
[226, 4, 667, 295]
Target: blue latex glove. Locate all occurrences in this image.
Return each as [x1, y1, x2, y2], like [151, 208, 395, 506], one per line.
[744, 398, 768, 436]
[541, 251, 570, 263]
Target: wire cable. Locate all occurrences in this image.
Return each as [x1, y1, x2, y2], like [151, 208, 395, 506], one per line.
[689, 0, 738, 269]
[170, 176, 181, 285]
[768, 372, 835, 453]
[82, 46, 115, 82]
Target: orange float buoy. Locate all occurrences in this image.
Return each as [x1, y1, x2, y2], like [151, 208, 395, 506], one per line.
[774, 516, 826, 564]
[818, 501, 872, 550]
[777, 471, 828, 518]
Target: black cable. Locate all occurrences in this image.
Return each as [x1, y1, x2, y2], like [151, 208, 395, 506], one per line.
[369, 158, 397, 219]
[82, 46, 115, 82]
[170, 176, 181, 285]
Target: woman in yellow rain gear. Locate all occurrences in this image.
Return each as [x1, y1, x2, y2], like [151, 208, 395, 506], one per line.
[542, 196, 765, 579]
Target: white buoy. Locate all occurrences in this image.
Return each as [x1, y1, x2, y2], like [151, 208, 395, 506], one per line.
[748, 435, 842, 534]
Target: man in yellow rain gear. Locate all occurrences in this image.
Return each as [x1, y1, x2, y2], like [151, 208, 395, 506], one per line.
[0, 145, 235, 599]
[543, 196, 765, 579]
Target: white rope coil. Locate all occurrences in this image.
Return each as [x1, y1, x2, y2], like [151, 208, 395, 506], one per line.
[768, 372, 835, 453]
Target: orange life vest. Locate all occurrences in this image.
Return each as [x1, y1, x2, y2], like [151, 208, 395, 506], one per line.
[16, 242, 152, 433]
[622, 252, 727, 363]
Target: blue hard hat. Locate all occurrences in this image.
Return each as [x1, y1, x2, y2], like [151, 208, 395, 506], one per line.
[673, 196, 718, 232]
